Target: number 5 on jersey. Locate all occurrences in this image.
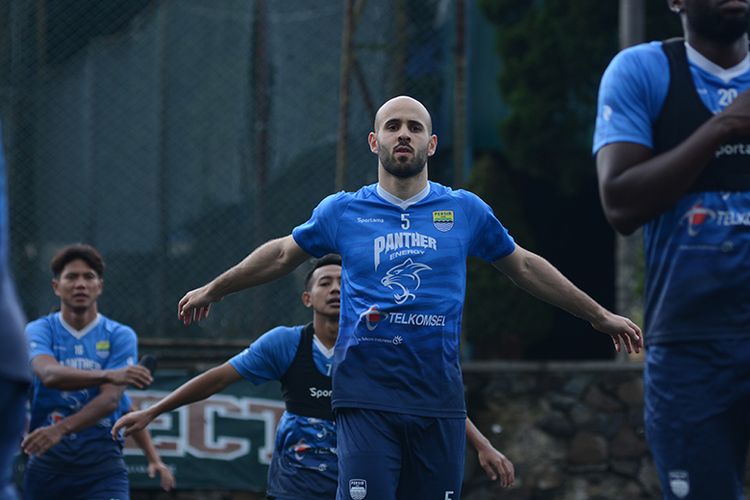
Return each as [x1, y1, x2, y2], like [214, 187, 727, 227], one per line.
[401, 213, 410, 230]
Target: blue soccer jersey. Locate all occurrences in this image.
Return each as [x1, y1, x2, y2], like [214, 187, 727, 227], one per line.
[594, 41, 750, 344]
[292, 181, 515, 418]
[229, 325, 337, 499]
[26, 312, 137, 471]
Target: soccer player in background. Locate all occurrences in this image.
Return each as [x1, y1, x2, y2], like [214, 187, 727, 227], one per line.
[22, 244, 153, 499]
[175, 96, 641, 499]
[0, 122, 30, 500]
[594, 0, 750, 498]
[113, 254, 515, 499]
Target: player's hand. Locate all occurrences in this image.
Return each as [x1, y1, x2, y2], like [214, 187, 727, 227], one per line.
[590, 311, 642, 354]
[477, 444, 515, 488]
[112, 409, 153, 438]
[22, 424, 65, 456]
[148, 460, 176, 491]
[106, 365, 153, 388]
[178, 285, 220, 326]
[719, 87, 750, 136]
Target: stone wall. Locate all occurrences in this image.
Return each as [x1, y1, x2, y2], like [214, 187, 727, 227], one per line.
[461, 361, 748, 500]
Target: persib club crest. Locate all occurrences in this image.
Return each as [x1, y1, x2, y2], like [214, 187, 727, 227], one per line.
[433, 210, 454, 232]
[349, 479, 367, 500]
[668, 470, 689, 498]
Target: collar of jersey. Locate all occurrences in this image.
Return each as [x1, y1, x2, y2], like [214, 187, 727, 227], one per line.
[685, 41, 750, 83]
[376, 182, 431, 210]
[313, 335, 335, 358]
[58, 312, 102, 340]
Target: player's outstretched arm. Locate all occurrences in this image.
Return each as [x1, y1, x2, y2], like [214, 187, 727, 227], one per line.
[178, 235, 310, 325]
[129, 420, 176, 491]
[112, 362, 242, 438]
[493, 246, 642, 354]
[22, 383, 125, 456]
[466, 418, 514, 488]
[31, 355, 153, 390]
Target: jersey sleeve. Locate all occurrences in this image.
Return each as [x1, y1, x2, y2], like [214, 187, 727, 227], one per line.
[26, 318, 55, 360]
[228, 326, 300, 384]
[292, 192, 348, 257]
[105, 326, 138, 370]
[593, 42, 670, 153]
[458, 190, 516, 261]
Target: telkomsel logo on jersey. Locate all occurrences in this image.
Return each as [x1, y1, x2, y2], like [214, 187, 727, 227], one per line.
[681, 200, 750, 236]
[373, 231, 437, 270]
[359, 304, 446, 333]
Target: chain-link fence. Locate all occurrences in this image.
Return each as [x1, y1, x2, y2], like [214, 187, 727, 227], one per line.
[1, 0, 462, 341]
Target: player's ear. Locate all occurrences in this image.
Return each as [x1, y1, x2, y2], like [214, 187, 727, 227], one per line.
[427, 134, 438, 157]
[368, 131, 378, 154]
[51, 278, 60, 296]
[302, 291, 312, 308]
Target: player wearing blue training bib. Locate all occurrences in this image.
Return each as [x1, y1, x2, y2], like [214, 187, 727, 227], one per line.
[177, 96, 641, 499]
[22, 245, 153, 500]
[594, 1, 750, 498]
[0, 120, 29, 500]
[115, 255, 342, 500]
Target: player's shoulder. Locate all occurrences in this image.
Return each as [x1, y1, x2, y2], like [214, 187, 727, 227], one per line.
[99, 315, 136, 339]
[25, 312, 58, 333]
[350, 183, 382, 202]
[316, 187, 372, 213]
[431, 182, 485, 206]
[254, 324, 304, 347]
[608, 41, 668, 75]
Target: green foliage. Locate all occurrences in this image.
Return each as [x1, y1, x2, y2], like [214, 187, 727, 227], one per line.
[463, 154, 553, 358]
[465, 0, 681, 358]
[480, 0, 619, 195]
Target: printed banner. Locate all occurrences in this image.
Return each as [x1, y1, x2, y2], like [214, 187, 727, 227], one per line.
[123, 373, 284, 491]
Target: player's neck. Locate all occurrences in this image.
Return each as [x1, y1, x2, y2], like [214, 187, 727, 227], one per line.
[312, 315, 338, 350]
[685, 31, 748, 69]
[378, 167, 429, 201]
[60, 304, 99, 331]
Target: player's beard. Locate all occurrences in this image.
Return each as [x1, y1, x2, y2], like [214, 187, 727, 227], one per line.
[379, 146, 428, 179]
[686, 1, 750, 44]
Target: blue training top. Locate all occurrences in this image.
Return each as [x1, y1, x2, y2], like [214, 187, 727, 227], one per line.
[229, 325, 337, 500]
[594, 41, 750, 344]
[26, 312, 137, 472]
[292, 181, 515, 418]
[0, 121, 29, 383]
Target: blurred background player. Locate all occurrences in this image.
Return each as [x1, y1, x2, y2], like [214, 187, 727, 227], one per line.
[114, 254, 515, 499]
[0, 121, 30, 500]
[175, 95, 640, 500]
[594, 1, 750, 498]
[22, 244, 153, 500]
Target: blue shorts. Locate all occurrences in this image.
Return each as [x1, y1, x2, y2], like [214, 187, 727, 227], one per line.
[0, 379, 26, 500]
[23, 462, 129, 500]
[335, 408, 465, 500]
[645, 339, 750, 500]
